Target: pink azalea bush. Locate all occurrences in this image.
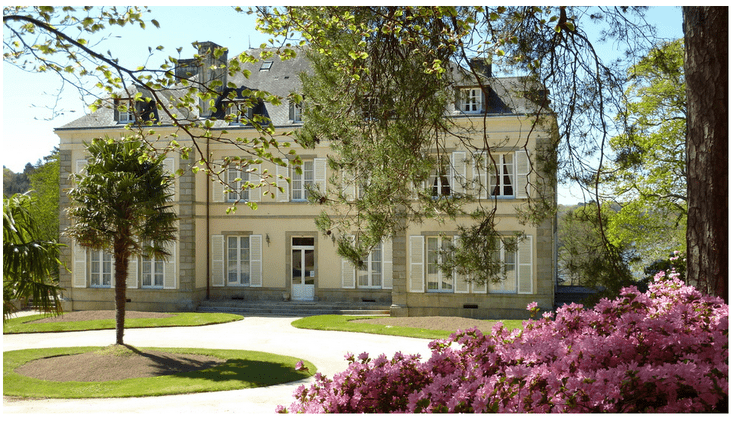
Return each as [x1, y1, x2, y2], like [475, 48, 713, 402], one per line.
[278, 266, 728, 413]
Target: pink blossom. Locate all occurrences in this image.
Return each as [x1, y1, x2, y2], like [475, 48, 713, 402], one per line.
[278, 263, 728, 413]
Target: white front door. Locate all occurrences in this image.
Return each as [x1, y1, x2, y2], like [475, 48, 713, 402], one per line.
[291, 237, 315, 301]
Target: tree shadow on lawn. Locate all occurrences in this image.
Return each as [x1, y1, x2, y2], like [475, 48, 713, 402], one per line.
[5, 346, 316, 398]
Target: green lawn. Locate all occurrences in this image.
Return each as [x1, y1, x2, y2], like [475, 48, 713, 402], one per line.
[4, 346, 315, 398]
[3, 312, 243, 334]
[291, 315, 524, 340]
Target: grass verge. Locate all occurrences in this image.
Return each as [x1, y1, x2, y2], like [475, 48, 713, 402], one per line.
[291, 315, 524, 340]
[3, 347, 315, 399]
[3, 312, 243, 334]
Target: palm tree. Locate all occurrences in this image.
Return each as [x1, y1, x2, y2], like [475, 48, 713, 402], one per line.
[3, 192, 64, 320]
[66, 137, 177, 345]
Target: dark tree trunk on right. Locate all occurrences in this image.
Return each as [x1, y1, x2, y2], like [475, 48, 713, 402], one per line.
[682, 6, 728, 302]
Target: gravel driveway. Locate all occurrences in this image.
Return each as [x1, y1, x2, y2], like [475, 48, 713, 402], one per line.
[3, 314, 434, 414]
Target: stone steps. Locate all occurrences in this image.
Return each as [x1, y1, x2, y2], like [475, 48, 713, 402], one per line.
[197, 300, 391, 317]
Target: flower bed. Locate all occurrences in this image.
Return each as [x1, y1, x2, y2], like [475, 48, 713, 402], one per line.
[279, 264, 728, 413]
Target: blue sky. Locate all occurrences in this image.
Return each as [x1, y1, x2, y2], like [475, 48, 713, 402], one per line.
[2, 6, 685, 204]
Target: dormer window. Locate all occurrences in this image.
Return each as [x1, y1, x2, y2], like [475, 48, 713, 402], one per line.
[225, 100, 254, 125]
[290, 101, 303, 123]
[114, 97, 157, 124]
[114, 99, 135, 123]
[460, 88, 482, 113]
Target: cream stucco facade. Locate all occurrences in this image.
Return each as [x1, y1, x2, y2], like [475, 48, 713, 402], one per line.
[57, 44, 556, 319]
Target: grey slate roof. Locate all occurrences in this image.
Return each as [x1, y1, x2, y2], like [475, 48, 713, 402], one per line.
[56, 45, 539, 131]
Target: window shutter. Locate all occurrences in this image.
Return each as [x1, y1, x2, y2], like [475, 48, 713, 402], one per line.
[341, 235, 356, 288]
[249, 164, 261, 203]
[164, 242, 177, 289]
[163, 157, 177, 200]
[211, 235, 225, 287]
[472, 153, 487, 199]
[111, 258, 117, 287]
[314, 158, 327, 194]
[342, 170, 357, 202]
[72, 241, 87, 288]
[382, 237, 393, 289]
[127, 257, 138, 289]
[212, 161, 225, 202]
[453, 236, 469, 293]
[515, 150, 531, 199]
[409, 236, 425, 293]
[451, 151, 466, 195]
[517, 235, 534, 294]
[250, 234, 262, 287]
[276, 162, 290, 202]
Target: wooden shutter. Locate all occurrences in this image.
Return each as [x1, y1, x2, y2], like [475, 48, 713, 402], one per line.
[163, 242, 177, 289]
[314, 158, 327, 194]
[250, 234, 262, 287]
[72, 241, 87, 288]
[515, 150, 531, 199]
[163, 157, 177, 201]
[341, 235, 356, 288]
[212, 160, 225, 202]
[517, 235, 534, 294]
[409, 236, 425, 293]
[342, 170, 357, 202]
[382, 237, 393, 289]
[276, 162, 290, 202]
[127, 257, 138, 289]
[451, 151, 466, 195]
[248, 164, 261, 203]
[472, 153, 486, 199]
[453, 236, 469, 293]
[211, 235, 225, 287]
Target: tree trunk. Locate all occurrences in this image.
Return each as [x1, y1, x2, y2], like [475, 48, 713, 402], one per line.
[113, 239, 130, 345]
[683, 6, 728, 302]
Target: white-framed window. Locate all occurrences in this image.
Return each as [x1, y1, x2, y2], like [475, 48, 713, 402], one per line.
[226, 165, 250, 202]
[211, 234, 262, 288]
[260, 61, 273, 71]
[341, 236, 393, 290]
[114, 99, 135, 123]
[227, 236, 251, 286]
[90, 250, 113, 287]
[460, 88, 482, 113]
[225, 100, 253, 125]
[473, 152, 527, 199]
[292, 160, 314, 201]
[488, 237, 518, 293]
[430, 156, 451, 198]
[142, 253, 165, 288]
[487, 153, 515, 197]
[358, 243, 383, 289]
[426, 236, 453, 292]
[408, 234, 533, 295]
[290, 101, 303, 123]
[275, 158, 325, 203]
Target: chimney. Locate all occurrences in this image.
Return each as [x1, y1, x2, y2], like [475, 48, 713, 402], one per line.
[196, 41, 228, 117]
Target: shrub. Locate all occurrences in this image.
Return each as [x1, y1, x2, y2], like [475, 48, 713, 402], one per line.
[278, 262, 728, 413]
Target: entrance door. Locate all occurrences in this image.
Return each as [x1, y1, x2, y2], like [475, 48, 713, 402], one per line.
[291, 237, 315, 301]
